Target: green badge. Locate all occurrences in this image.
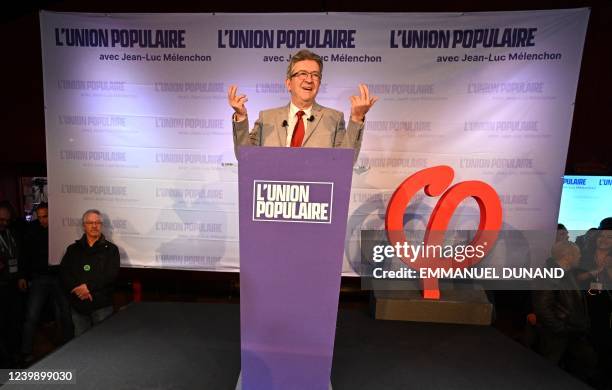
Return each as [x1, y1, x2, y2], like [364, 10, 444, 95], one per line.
[83, 264, 91, 272]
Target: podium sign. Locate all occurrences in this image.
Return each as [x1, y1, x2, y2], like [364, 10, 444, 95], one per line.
[238, 147, 354, 390]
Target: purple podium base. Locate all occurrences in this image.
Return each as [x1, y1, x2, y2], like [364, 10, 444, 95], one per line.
[235, 373, 333, 390]
[238, 147, 354, 390]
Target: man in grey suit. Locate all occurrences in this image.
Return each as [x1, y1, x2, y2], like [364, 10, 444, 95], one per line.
[228, 49, 377, 163]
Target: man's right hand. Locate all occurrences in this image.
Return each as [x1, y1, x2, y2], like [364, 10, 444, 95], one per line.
[227, 85, 248, 122]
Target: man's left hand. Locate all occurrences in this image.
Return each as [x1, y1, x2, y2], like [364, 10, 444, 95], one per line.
[350, 84, 378, 122]
[71, 283, 92, 301]
[17, 278, 27, 291]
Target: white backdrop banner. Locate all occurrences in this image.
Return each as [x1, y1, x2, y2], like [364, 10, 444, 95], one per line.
[40, 10, 589, 274]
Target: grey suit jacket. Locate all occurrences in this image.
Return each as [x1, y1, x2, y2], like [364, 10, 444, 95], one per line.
[232, 102, 364, 164]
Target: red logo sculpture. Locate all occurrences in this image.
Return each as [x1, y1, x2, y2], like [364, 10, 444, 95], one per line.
[385, 166, 503, 300]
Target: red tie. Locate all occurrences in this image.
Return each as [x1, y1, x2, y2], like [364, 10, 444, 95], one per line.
[290, 111, 305, 147]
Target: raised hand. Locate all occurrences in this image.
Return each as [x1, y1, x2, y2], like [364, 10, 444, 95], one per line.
[227, 85, 248, 121]
[350, 83, 378, 122]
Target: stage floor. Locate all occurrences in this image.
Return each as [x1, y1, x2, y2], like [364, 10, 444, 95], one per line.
[8, 302, 589, 389]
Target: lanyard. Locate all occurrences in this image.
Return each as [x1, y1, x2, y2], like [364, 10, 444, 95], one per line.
[0, 230, 15, 258]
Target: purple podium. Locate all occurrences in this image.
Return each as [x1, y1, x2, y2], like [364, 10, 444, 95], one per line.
[237, 147, 354, 390]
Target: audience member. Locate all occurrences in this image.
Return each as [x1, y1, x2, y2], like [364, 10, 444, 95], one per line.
[20, 203, 73, 365]
[586, 259, 612, 390]
[60, 209, 119, 337]
[0, 201, 25, 367]
[556, 223, 569, 243]
[532, 241, 598, 385]
[580, 227, 612, 278]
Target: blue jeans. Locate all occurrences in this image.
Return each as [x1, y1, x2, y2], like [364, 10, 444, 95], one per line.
[71, 306, 114, 337]
[21, 275, 73, 356]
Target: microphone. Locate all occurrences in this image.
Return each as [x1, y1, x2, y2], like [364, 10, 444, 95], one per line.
[307, 115, 315, 122]
[282, 120, 288, 127]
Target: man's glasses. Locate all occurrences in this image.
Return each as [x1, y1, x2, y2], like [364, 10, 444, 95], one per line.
[290, 70, 322, 81]
[84, 221, 103, 226]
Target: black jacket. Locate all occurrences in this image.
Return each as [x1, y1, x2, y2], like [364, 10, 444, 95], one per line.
[533, 258, 590, 334]
[21, 221, 54, 278]
[587, 271, 612, 336]
[60, 234, 120, 314]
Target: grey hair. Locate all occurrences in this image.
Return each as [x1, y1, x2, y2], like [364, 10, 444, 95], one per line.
[81, 209, 102, 224]
[286, 49, 323, 79]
